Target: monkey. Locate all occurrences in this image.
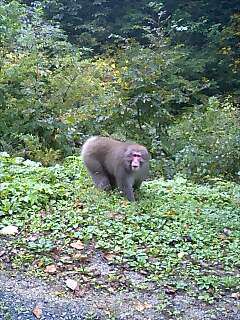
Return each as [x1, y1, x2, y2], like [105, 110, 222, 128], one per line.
[81, 136, 150, 201]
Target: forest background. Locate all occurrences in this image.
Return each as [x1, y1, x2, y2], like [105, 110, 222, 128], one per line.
[0, 0, 240, 180]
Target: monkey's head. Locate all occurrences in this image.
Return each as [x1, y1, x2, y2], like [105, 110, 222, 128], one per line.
[124, 146, 149, 172]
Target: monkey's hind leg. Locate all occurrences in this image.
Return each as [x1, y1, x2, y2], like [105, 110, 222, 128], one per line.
[85, 158, 111, 191]
[91, 171, 111, 191]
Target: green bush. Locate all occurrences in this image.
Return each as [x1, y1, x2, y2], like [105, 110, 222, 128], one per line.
[0, 1, 119, 159]
[165, 98, 240, 181]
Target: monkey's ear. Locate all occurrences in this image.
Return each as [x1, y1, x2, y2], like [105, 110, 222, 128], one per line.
[142, 149, 150, 160]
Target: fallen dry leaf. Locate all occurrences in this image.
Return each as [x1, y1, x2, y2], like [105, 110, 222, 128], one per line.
[44, 264, 57, 274]
[164, 285, 177, 295]
[74, 200, 84, 209]
[120, 200, 129, 206]
[36, 260, 44, 268]
[65, 278, 79, 291]
[73, 253, 88, 262]
[133, 300, 152, 312]
[27, 234, 39, 242]
[107, 212, 124, 220]
[231, 292, 240, 299]
[104, 253, 115, 261]
[70, 240, 84, 250]
[32, 304, 42, 319]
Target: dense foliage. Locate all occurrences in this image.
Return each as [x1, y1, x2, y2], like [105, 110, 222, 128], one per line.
[0, 0, 240, 180]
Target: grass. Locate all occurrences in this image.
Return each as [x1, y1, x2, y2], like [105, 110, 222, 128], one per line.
[0, 153, 240, 302]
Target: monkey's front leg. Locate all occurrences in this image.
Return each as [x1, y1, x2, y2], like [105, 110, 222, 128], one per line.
[116, 173, 135, 201]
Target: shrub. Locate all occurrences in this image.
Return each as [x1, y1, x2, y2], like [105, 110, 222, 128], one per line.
[165, 97, 240, 181]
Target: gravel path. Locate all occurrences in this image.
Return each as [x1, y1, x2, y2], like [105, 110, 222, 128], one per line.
[0, 272, 87, 319]
[0, 271, 239, 320]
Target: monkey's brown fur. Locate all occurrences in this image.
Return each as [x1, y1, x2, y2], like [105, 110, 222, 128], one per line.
[81, 136, 149, 201]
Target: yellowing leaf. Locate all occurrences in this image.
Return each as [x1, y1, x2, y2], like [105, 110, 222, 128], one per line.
[178, 252, 186, 259]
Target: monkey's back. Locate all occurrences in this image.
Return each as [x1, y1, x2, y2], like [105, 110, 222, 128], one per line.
[81, 136, 127, 174]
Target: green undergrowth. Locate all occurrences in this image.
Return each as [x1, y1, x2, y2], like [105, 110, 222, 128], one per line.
[0, 153, 240, 300]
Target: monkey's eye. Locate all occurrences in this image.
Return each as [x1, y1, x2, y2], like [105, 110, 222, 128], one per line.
[132, 153, 143, 162]
[132, 153, 141, 158]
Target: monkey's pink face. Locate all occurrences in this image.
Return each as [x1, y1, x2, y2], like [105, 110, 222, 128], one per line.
[126, 152, 144, 171]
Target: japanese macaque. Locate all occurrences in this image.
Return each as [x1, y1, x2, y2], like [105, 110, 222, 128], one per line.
[81, 136, 150, 201]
